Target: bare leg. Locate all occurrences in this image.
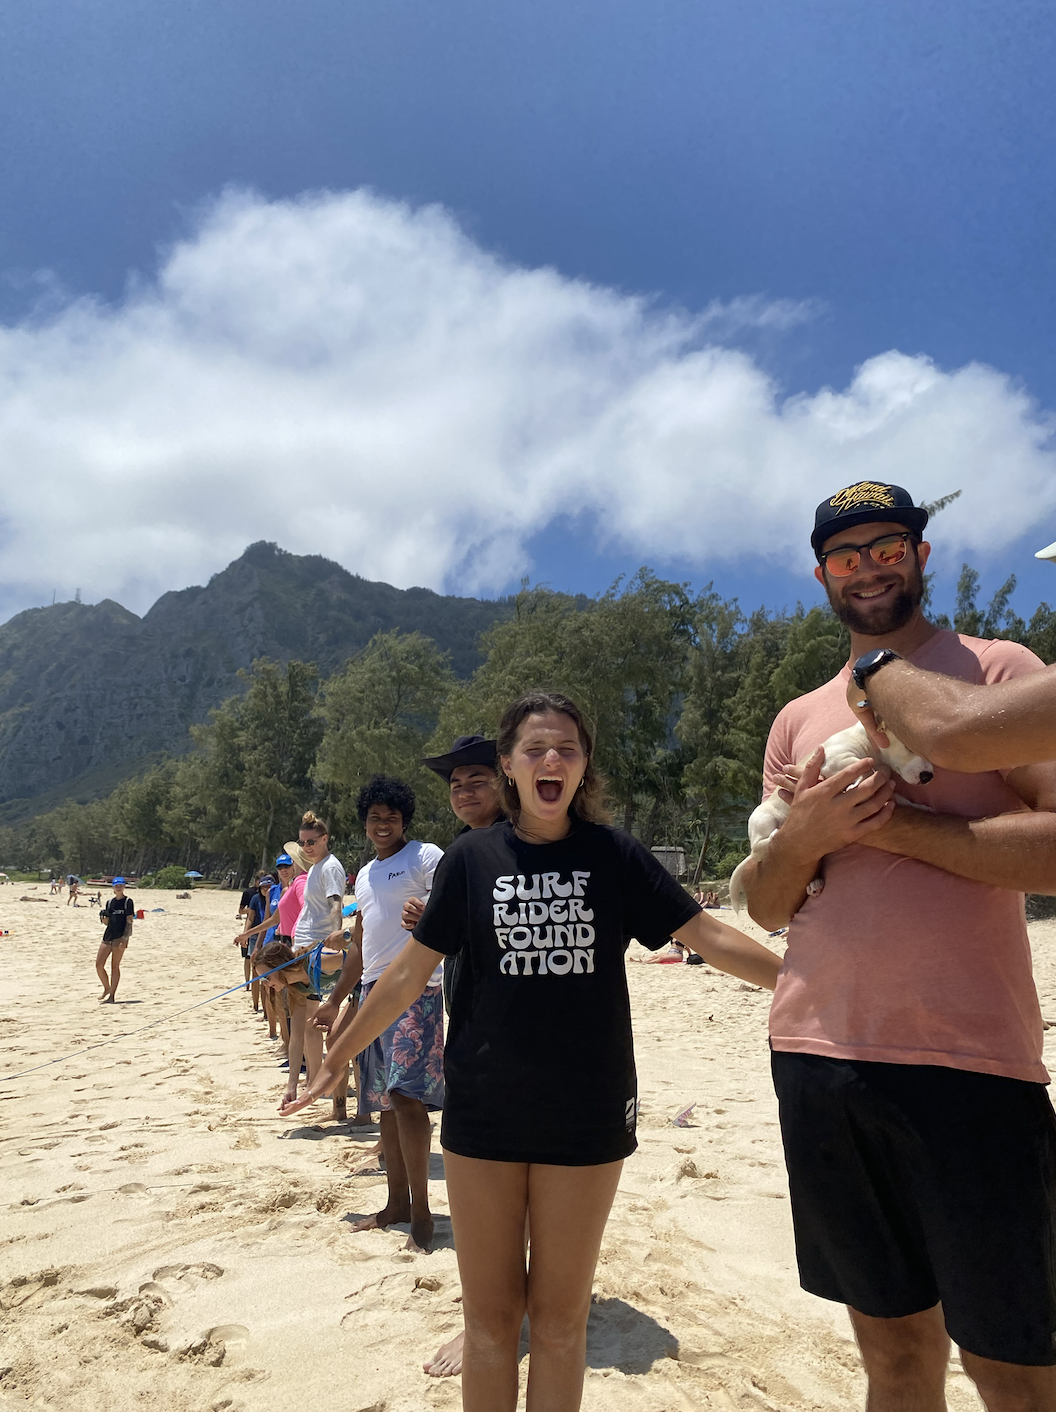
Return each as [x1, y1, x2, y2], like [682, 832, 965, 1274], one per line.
[107, 943, 124, 999]
[960, 1350, 1056, 1412]
[243, 954, 252, 991]
[389, 1091, 434, 1251]
[522, 1161, 622, 1411]
[285, 996, 308, 1104]
[302, 1000, 325, 1087]
[849, 1304, 950, 1412]
[443, 1151, 530, 1412]
[326, 997, 357, 1121]
[95, 944, 112, 998]
[262, 984, 280, 1038]
[351, 1109, 411, 1229]
[424, 1215, 530, 1378]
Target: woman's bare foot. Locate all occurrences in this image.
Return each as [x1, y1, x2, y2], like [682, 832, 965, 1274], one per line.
[102, 994, 115, 1003]
[424, 1331, 464, 1378]
[351, 1201, 411, 1233]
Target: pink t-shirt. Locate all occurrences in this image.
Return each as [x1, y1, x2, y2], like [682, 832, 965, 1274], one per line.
[764, 630, 1048, 1084]
[276, 872, 307, 940]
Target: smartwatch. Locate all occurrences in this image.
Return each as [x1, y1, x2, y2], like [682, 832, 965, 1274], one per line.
[851, 648, 902, 692]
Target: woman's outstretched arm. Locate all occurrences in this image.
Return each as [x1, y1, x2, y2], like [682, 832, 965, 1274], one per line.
[279, 937, 445, 1115]
[674, 911, 783, 990]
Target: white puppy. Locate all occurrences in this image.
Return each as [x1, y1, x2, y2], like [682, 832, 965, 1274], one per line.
[729, 722, 933, 915]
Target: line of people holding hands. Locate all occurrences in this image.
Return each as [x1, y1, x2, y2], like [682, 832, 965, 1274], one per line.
[248, 480, 1056, 1412]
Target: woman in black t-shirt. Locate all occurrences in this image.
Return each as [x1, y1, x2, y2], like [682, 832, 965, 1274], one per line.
[281, 691, 781, 1411]
[97, 878, 135, 1002]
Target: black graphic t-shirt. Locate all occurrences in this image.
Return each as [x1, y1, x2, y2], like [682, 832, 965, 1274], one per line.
[103, 895, 135, 942]
[413, 820, 701, 1165]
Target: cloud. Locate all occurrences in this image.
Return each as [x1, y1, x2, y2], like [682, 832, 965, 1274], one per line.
[0, 187, 1053, 618]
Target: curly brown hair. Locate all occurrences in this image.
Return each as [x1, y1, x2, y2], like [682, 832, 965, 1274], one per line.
[496, 691, 611, 826]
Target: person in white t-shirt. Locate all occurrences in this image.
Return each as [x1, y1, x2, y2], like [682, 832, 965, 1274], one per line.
[288, 810, 351, 1120]
[293, 810, 347, 950]
[316, 775, 444, 1253]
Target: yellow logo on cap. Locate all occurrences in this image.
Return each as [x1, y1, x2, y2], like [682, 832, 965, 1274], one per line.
[829, 482, 896, 513]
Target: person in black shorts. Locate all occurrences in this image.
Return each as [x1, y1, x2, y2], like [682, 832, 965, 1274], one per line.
[743, 483, 1056, 1410]
[281, 690, 781, 1411]
[97, 877, 135, 1002]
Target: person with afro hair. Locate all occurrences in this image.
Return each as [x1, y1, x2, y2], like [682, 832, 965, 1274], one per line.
[313, 774, 445, 1252]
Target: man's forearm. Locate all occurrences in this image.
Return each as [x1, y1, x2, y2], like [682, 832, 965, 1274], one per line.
[862, 807, 1056, 893]
[741, 832, 821, 931]
[869, 661, 1056, 773]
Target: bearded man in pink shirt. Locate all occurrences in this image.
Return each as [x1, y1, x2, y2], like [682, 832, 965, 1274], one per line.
[741, 481, 1056, 1412]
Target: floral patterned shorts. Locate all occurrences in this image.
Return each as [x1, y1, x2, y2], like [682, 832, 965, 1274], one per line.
[357, 981, 445, 1113]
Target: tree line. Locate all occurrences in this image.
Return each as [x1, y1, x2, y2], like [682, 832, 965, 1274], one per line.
[4, 563, 1053, 884]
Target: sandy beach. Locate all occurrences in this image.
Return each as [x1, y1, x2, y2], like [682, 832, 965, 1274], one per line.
[2, 887, 1054, 1411]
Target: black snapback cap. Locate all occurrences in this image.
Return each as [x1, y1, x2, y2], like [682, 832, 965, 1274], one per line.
[811, 482, 929, 557]
[422, 734, 497, 782]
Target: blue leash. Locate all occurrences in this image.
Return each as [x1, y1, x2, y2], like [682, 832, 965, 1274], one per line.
[0, 955, 304, 1084]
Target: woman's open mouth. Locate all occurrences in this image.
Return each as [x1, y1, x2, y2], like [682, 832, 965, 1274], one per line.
[535, 776, 564, 804]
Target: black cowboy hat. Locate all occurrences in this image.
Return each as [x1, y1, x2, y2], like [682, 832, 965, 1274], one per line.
[422, 734, 498, 782]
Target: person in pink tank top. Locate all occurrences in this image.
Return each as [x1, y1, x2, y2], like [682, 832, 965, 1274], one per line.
[740, 481, 1056, 1408]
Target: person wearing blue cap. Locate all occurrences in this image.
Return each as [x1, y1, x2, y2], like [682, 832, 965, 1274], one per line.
[97, 877, 135, 1002]
[234, 873, 282, 1015]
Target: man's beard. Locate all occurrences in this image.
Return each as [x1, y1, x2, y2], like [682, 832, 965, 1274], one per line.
[826, 562, 924, 636]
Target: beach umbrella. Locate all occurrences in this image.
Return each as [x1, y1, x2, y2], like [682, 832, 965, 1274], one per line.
[184, 870, 204, 878]
[1036, 540, 1056, 563]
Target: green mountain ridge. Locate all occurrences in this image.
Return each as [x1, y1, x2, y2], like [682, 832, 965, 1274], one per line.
[0, 542, 512, 819]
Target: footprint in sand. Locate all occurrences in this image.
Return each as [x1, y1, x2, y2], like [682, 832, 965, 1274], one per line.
[153, 1261, 225, 1286]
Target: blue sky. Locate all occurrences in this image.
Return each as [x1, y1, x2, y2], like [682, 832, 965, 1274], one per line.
[2, 0, 1055, 623]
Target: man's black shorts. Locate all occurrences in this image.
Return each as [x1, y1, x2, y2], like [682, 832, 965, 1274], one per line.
[771, 1050, 1056, 1365]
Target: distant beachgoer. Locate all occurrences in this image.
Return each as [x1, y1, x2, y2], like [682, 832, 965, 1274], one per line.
[97, 877, 135, 1001]
[282, 691, 780, 1408]
[639, 938, 685, 963]
[67, 876, 80, 907]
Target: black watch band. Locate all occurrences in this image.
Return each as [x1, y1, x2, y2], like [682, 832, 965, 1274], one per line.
[851, 648, 902, 692]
